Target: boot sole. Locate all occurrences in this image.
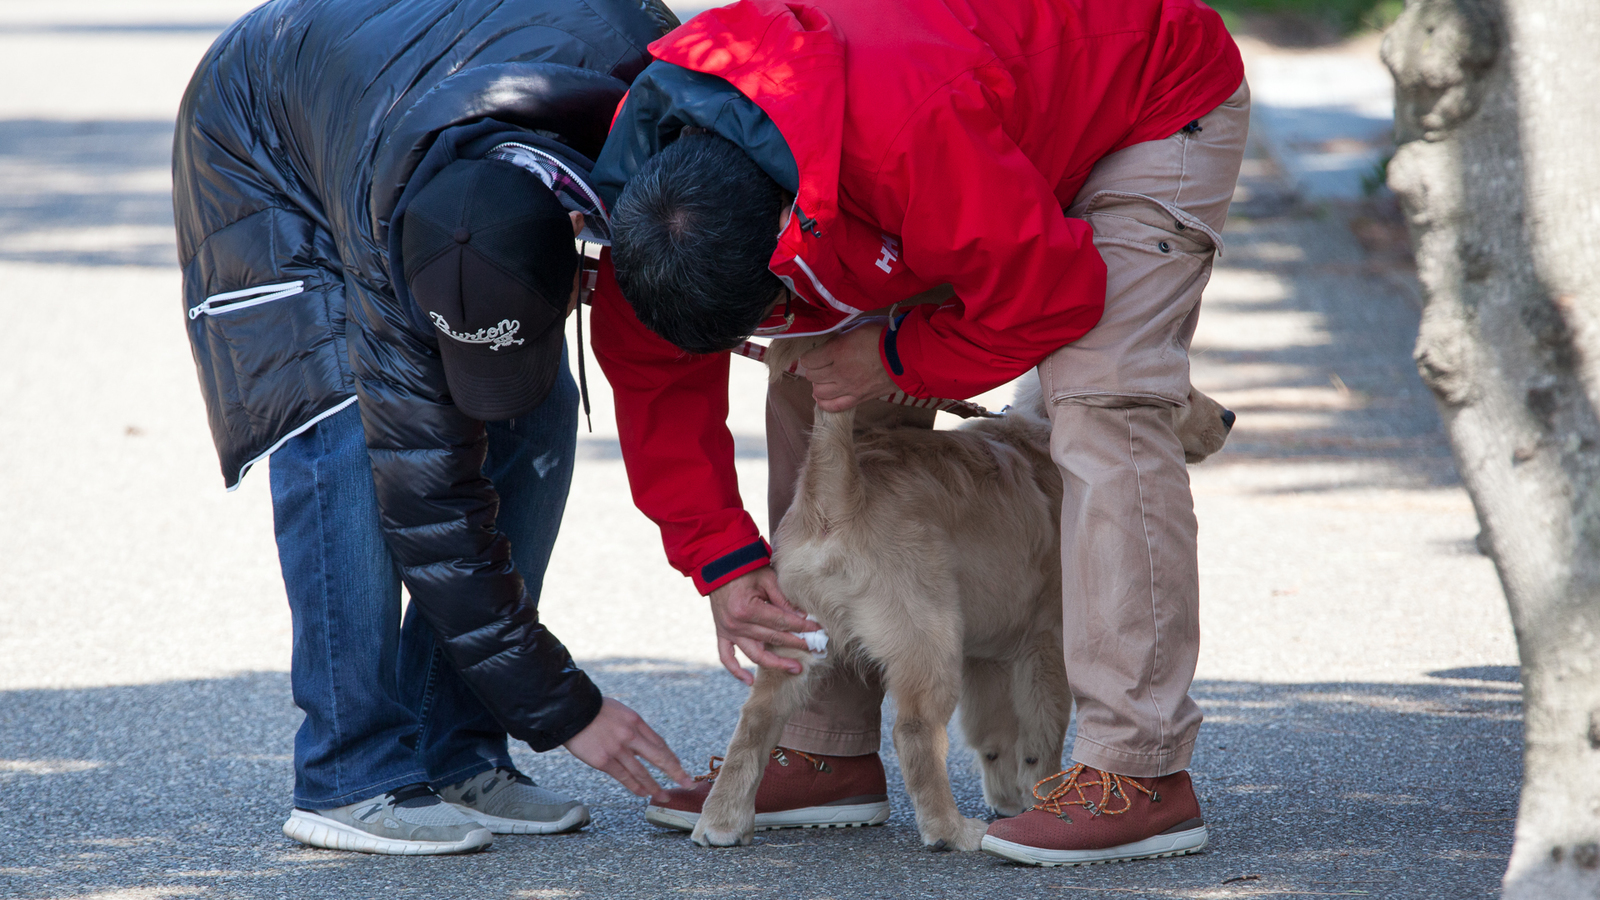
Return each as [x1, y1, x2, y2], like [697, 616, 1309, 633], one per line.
[283, 810, 493, 855]
[981, 824, 1208, 867]
[645, 800, 891, 833]
[450, 802, 591, 835]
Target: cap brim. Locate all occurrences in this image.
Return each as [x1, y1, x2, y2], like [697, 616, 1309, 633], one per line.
[437, 320, 565, 422]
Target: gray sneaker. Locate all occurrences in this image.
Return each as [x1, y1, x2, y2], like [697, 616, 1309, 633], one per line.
[283, 783, 493, 855]
[439, 767, 590, 835]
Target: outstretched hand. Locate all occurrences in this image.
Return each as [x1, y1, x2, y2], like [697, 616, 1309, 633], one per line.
[564, 697, 690, 804]
[707, 566, 818, 684]
[798, 323, 899, 412]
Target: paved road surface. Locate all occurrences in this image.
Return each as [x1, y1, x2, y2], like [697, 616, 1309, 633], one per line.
[0, 5, 1519, 899]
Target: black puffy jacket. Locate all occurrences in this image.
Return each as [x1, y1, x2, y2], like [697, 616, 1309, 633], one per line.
[173, 0, 673, 751]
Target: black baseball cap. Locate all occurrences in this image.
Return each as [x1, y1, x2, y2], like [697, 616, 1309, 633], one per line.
[401, 158, 577, 421]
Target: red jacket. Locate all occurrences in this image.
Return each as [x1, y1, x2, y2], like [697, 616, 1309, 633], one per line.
[591, 0, 1243, 593]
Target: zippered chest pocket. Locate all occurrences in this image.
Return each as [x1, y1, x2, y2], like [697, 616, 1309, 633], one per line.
[188, 280, 305, 319]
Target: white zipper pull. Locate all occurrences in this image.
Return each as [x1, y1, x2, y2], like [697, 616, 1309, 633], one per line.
[189, 280, 305, 319]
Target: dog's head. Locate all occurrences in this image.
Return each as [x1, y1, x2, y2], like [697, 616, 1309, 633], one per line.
[1172, 389, 1235, 464]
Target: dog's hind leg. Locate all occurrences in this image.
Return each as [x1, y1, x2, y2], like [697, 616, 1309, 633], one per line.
[1011, 623, 1072, 803]
[958, 656, 1027, 817]
[884, 645, 988, 851]
[694, 657, 825, 847]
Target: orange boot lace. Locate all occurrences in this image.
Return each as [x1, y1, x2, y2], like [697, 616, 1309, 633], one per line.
[1028, 763, 1160, 821]
[693, 747, 832, 783]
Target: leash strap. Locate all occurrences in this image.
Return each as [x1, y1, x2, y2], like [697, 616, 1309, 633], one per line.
[732, 340, 1002, 419]
[574, 245, 595, 432]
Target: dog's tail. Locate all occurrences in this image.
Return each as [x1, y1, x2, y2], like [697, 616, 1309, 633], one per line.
[794, 406, 866, 531]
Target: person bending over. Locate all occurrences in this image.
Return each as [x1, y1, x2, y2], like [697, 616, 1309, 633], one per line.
[587, 0, 1248, 867]
[173, 0, 689, 856]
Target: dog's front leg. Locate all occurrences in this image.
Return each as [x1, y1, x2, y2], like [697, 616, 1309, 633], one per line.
[694, 655, 822, 847]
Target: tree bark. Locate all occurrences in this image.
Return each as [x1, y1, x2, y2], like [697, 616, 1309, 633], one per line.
[1383, 1, 1600, 896]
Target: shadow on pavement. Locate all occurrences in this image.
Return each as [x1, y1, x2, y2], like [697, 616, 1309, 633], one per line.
[1192, 138, 1459, 496]
[0, 118, 179, 268]
[0, 24, 237, 35]
[0, 662, 1519, 899]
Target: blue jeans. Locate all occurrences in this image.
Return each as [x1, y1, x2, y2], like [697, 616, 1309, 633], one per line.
[268, 351, 578, 809]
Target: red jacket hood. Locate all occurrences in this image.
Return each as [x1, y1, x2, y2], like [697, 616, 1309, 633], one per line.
[651, 0, 866, 331]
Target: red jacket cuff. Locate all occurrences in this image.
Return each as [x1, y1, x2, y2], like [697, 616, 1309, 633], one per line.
[691, 537, 772, 594]
[880, 308, 912, 386]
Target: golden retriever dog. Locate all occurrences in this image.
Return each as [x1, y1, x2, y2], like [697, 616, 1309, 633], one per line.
[690, 339, 1233, 852]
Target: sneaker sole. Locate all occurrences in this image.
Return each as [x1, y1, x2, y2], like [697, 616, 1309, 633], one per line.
[980, 824, 1208, 867]
[283, 810, 493, 855]
[644, 800, 891, 833]
[450, 802, 591, 835]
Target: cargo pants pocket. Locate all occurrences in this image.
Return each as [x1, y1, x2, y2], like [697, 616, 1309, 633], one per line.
[1040, 190, 1220, 408]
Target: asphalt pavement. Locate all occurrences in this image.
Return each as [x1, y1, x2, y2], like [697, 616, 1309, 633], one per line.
[0, 5, 1520, 899]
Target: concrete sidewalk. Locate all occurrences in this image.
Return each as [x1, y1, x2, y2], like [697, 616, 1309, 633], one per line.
[0, 6, 1517, 899]
[1240, 33, 1398, 202]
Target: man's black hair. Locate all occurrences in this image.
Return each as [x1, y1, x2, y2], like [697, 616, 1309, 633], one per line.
[611, 134, 788, 354]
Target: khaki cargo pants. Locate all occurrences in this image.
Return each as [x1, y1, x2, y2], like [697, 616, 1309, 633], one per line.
[764, 81, 1250, 778]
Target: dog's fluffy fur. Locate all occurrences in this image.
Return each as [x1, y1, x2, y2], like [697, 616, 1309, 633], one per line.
[691, 340, 1232, 851]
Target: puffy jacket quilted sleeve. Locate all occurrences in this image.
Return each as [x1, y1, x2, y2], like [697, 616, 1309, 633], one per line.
[345, 273, 603, 751]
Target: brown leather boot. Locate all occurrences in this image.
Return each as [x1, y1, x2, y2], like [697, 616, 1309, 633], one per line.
[645, 747, 890, 832]
[981, 764, 1207, 866]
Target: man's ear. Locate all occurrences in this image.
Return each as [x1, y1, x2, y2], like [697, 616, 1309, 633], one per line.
[569, 210, 584, 237]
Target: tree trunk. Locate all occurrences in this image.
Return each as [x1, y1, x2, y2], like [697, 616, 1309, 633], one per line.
[1383, 1, 1600, 896]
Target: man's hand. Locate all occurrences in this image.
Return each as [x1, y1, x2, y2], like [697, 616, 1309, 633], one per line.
[798, 323, 899, 412]
[708, 566, 818, 685]
[564, 697, 691, 804]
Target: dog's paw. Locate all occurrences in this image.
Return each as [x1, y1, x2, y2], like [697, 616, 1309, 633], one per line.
[956, 817, 988, 851]
[691, 818, 753, 848]
[922, 817, 989, 852]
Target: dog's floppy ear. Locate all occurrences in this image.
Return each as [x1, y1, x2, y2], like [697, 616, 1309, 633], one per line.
[1173, 388, 1235, 464]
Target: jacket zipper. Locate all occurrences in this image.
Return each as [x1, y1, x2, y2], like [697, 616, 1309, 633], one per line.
[795, 209, 822, 237]
[188, 280, 305, 320]
[492, 143, 610, 225]
[779, 199, 860, 320]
